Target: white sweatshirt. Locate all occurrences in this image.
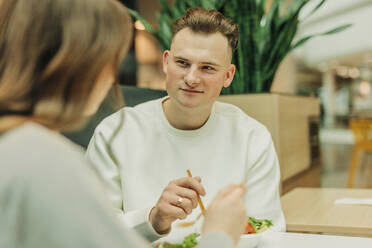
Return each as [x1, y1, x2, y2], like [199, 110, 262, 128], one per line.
[86, 96, 286, 244]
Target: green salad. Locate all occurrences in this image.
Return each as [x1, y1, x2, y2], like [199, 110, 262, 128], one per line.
[155, 233, 199, 248]
[247, 216, 273, 233]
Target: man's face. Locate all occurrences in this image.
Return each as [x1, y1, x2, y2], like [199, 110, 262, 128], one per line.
[163, 28, 235, 110]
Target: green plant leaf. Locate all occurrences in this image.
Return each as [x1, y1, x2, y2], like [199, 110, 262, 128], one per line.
[257, 0, 267, 21]
[201, 0, 215, 10]
[127, 8, 156, 34]
[323, 23, 353, 35]
[303, 0, 327, 20]
[280, 0, 308, 27]
[290, 23, 352, 51]
[159, 0, 173, 17]
[262, 0, 284, 47]
[284, 0, 308, 17]
[189, 0, 201, 8]
[215, 0, 227, 10]
[158, 14, 173, 43]
[173, 0, 188, 20]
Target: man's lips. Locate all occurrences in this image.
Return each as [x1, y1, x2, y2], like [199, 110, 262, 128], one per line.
[180, 88, 204, 93]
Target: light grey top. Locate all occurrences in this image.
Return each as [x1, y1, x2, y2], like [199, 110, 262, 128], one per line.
[0, 123, 233, 248]
[0, 123, 149, 247]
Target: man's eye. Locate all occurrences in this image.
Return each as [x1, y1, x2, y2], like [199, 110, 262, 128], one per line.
[176, 60, 188, 66]
[203, 66, 214, 71]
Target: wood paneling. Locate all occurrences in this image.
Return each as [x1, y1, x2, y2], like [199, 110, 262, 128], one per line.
[219, 94, 320, 181]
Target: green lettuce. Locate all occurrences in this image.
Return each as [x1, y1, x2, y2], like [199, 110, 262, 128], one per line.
[158, 233, 199, 248]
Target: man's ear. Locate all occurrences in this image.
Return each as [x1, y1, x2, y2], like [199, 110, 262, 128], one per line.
[223, 64, 236, 88]
[162, 50, 170, 74]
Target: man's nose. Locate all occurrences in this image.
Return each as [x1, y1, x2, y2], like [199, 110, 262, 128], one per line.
[184, 66, 200, 87]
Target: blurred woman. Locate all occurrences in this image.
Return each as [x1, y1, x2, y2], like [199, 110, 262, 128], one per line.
[0, 0, 246, 247]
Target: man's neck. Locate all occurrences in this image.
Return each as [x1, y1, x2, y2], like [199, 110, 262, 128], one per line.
[162, 98, 212, 130]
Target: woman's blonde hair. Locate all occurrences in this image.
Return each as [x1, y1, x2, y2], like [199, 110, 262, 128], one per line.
[0, 0, 132, 131]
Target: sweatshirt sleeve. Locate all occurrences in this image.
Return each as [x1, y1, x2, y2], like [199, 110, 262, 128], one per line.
[243, 126, 286, 232]
[86, 123, 164, 242]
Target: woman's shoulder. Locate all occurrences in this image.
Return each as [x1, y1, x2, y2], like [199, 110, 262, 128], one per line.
[0, 123, 87, 173]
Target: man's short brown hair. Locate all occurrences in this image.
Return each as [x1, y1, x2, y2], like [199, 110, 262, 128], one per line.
[172, 7, 239, 54]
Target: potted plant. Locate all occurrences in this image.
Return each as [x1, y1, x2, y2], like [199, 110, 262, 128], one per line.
[129, 0, 350, 94]
[128, 0, 351, 185]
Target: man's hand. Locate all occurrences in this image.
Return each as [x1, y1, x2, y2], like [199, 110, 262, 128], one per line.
[149, 176, 206, 234]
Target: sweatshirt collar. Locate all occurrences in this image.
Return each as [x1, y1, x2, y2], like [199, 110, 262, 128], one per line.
[157, 96, 216, 138]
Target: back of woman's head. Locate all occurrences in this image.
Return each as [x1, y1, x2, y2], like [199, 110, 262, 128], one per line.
[0, 0, 132, 130]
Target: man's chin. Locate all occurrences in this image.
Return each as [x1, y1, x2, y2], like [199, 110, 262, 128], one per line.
[179, 101, 201, 109]
[174, 96, 202, 109]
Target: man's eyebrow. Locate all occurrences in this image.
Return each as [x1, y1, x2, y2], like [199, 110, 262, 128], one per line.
[173, 56, 221, 67]
[200, 61, 221, 67]
[173, 56, 189, 61]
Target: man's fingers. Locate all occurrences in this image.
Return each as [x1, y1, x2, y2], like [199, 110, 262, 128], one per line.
[194, 176, 202, 183]
[171, 195, 194, 215]
[175, 186, 199, 208]
[162, 203, 188, 220]
[173, 177, 206, 196]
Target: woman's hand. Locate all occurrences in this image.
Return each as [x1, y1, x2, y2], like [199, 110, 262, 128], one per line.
[202, 185, 246, 245]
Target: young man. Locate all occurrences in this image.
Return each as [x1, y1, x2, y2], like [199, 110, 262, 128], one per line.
[86, 7, 285, 243]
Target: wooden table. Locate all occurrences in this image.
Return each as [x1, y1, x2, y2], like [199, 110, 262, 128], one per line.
[238, 231, 372, 248]
[281, 187, 372, 236]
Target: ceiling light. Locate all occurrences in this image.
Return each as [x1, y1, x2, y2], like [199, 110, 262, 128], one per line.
[349, 67, 360, 79]
[360, 80, 371, 96]
[336, 66, 348, 77]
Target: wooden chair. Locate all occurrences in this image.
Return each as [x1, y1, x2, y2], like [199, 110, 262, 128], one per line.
[348, 119, 372, 187]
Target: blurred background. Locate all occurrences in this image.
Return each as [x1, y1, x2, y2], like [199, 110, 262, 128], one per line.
[116, 0, 372, 189]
